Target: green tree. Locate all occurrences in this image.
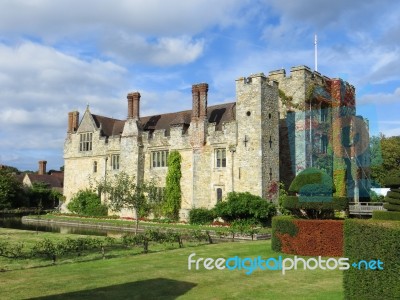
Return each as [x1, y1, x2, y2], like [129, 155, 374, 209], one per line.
[28, 182, 53, 209]
[163, 151, 182, 220]
[370, 134, 400, 186]
[99, 172, 154, 234]
[0, 169, 26, 209]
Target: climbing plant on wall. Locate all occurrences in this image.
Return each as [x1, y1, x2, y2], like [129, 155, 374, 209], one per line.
[163, 151, 182, 220]
[278, 89, 304, 111]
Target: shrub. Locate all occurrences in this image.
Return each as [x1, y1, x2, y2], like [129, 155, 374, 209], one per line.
[344, 219, 400, 299]
[272, 216, 343, 256]
[189, 208, 215, 225]
[289, 167, 335, 195]
[282, 196, 348, 219]
[277, 182, 291, 215]
[67, 189, 108, 216]
[213, 192, 276, 225]
[372, 211, 400, 221]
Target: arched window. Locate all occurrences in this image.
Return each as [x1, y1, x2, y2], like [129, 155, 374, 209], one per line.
[216, 188, 223, 203]
[93, 161, 97, 173]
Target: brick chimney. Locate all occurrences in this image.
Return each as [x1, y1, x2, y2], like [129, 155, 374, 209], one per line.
[127, 92, 141, 119]
[38, 160, 47, 175]
[68, 111, 79, 133]
[191, 83, 208, 121]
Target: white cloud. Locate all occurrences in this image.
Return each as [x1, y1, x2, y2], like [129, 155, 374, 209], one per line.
[359, 88, 400, 105]
[102, 34, 205, 66]
[0, 41, 132, 170]
[0, 0, 248, 37]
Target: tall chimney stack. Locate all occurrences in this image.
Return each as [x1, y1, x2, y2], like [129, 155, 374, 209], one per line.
[191, 83, 208, 120]
[127, 92, 141, 119]
[198, 83, 208, 118]
[38, 160, 47, 175]
[68, 111, 79, 133]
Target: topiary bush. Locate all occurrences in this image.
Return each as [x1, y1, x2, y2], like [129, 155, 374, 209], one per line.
[289, 167, 336, 196]
[383, 179, 400, 213]
[67, 189, 108, 216]
[384, 176, 400, 188]
[189, 208, 215, 225]
[282, 196, 348, 219]
[213, 192, 276, 225]
[344, 219, 400, 299]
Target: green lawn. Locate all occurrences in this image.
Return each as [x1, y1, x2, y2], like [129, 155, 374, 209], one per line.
[0, 229, 343, 299]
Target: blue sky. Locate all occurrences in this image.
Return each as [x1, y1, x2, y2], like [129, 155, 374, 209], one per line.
[0, 0, 399, 171]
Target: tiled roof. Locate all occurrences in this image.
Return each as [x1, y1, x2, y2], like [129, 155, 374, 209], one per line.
[91, 115, 125, 137]
[26, 174, 64, 189]
[91, 102, 236, 137]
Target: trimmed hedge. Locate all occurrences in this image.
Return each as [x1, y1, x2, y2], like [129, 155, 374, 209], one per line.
[372, 210, 400, 221]
[344, 219, 400, 299]
[282, 196, 348, 219]
[271, 216, 297, 252]
[189, 208, 215, 225]
[271, 216, 343, 256]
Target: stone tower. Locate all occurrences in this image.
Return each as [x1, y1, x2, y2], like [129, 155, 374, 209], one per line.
[235, 73, 280, 201]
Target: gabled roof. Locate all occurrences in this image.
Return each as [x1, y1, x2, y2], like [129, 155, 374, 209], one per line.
[25, 174, 64, 189]
[90, 102, 236, 137]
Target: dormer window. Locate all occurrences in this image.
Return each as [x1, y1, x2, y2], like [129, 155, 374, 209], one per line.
[79, 132, 92, 151]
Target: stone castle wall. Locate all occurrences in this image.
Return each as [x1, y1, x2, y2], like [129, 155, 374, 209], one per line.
[63, 65, 364, 218]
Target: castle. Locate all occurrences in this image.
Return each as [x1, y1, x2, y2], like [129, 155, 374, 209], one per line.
[63, 65, 370, 219]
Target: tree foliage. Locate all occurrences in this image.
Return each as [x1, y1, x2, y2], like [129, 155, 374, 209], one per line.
[370, 134, 400, 186]
[28, 182, 61, 209]
[163, 151, 182, 220]
[98, 172, 154, 233]
[0, 169, 27, 209]
[214, 192, 276, 225]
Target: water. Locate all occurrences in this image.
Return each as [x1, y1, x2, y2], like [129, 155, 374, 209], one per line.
[0, 215, 126, 237]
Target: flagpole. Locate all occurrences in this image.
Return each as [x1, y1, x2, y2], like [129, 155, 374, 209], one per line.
[314, 34, 318, 72]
